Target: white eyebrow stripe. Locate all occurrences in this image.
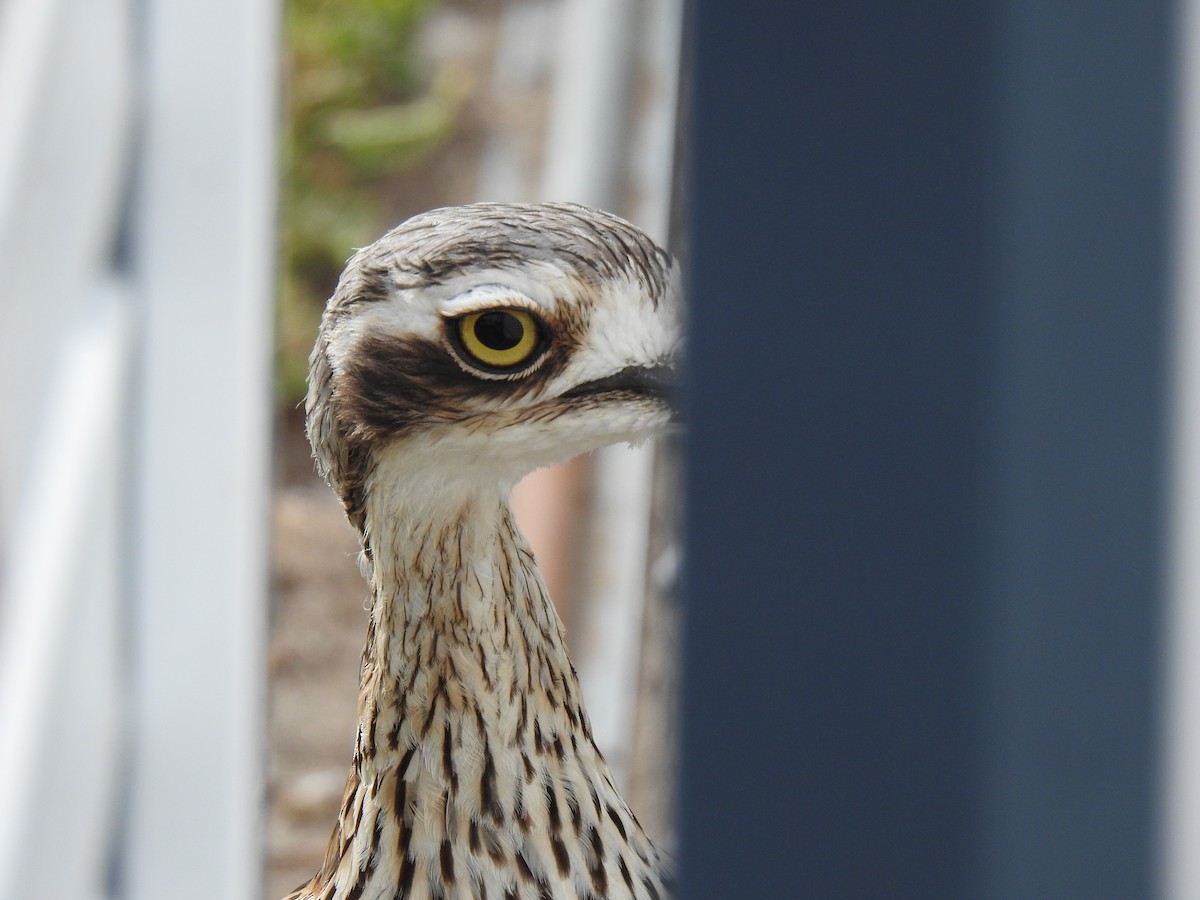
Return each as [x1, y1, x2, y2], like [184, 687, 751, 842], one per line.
[437, 285, 543, 318]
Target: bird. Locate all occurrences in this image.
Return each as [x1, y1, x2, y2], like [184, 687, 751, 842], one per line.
[286, 201, 679, 900]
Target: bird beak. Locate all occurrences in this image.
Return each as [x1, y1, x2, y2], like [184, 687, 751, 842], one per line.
[562, 363, 680, 416]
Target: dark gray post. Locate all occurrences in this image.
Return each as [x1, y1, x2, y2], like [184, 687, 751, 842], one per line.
[678, 3, 1171, 898]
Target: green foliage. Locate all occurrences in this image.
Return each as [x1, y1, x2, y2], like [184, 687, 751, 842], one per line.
[278, 0, 459, 404]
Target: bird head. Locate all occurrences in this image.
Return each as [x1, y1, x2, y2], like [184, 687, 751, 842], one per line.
[305, 202, 680, 531]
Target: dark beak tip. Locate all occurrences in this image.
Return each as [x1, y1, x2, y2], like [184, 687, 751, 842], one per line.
[562, 363, 679, 407]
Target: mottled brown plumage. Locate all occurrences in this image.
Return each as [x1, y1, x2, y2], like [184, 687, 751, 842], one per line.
[287, 203, 679, 900]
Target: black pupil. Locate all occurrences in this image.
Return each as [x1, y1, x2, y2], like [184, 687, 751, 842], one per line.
[474, 311, 525, 351]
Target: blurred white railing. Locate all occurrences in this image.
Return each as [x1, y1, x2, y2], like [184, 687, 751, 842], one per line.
[0, 283, 132, 900]
[0, 0, 278, 897]
[0, 0, 135, 896]
[540, 0, 684, 790]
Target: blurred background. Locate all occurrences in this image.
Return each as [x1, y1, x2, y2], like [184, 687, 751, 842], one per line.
[2, 1, 1198, 899]
[0, 0, 681, 897]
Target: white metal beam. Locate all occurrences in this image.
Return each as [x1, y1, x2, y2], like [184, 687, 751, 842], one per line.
[122, 1, 279, 898]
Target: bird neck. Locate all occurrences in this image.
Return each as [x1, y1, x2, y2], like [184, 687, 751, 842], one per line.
[360, 486, 584, 768]
[296, 472, 667, 899]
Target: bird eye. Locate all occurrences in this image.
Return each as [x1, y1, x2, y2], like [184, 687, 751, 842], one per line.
[452, 308, 544, 372]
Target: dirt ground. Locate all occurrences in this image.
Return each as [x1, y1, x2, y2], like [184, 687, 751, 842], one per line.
[265, 411, 368, 898]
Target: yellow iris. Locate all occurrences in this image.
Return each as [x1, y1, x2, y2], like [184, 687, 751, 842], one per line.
[456, 309, 541, 370]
